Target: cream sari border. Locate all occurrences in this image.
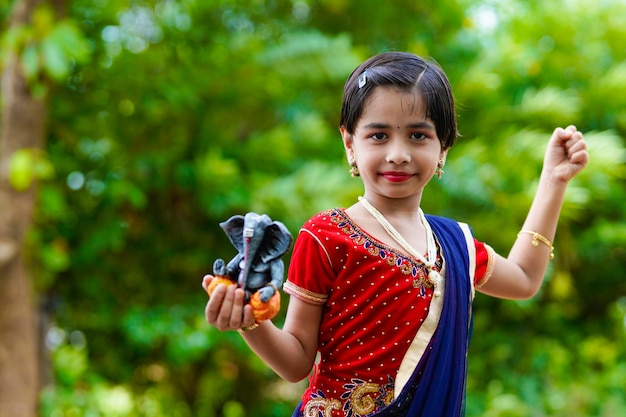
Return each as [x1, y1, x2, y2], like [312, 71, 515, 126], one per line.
[393, 222, 476, 399]
[459, 223, 477, 300]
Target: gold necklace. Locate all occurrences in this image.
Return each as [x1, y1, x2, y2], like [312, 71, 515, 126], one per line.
[358, 196, 443, 297]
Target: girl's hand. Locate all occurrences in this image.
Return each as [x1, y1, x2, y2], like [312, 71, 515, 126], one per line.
[202, 274, 256, 331]
[543, 125, 589, 183]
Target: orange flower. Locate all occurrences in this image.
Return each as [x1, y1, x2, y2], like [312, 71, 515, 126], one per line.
[250, 290, 281, 321]
[206, 278, 281, 322]
[206, 276, 236, 296]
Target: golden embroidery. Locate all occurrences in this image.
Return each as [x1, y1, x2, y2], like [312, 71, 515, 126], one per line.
[303, 397, 341, 417]
[350, 382, 380, 415]
[353, 235, 367, 246]
[327, 209, 441, 293]
[476, 243, 496, 289]
[400, 263, 413, 275]
[412, 268, 427, 289]
[367, 245, 380, 257]
[284, 281, 328, 304]
[382, 388, 394, 406]
[304, 379, 394, 417]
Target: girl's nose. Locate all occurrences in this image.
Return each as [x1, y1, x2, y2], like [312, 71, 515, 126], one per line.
[385, 139, 411, 165]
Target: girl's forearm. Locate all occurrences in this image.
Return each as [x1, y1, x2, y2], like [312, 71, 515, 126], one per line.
[508, 172, 568, 290]
[240, 320, 316, 382]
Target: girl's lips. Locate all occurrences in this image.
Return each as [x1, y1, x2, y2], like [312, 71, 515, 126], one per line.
[381, 172, 413, 182]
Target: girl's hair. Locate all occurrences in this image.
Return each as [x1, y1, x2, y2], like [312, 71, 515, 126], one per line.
[340, 51, 458, 149]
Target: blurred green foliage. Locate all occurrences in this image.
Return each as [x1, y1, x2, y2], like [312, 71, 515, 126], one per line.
[2, 0, 625, 415]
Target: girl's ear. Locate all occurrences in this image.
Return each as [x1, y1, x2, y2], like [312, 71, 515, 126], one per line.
[340, 126, 355, 162]
[439, 148, 449, 166]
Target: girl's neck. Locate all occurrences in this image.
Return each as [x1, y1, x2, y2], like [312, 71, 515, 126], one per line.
[346, 195, 429, 257]
[360, 193, 423, 219]
[352, 196, 442, 296]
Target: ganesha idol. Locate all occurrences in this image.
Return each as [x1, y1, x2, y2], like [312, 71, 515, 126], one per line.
[207, 212, 293, 322]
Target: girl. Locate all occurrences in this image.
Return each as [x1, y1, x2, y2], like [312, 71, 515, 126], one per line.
[203, 51, 589, 416]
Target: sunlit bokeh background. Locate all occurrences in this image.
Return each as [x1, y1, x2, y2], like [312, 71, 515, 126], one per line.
[1, 0, 625, 416]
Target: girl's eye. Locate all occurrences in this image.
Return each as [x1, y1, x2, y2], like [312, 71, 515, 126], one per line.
[370, 133, 387, 140]
[410, 132, 427, 141]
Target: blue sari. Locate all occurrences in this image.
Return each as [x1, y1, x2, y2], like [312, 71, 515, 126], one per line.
[374, 216, 474, 416]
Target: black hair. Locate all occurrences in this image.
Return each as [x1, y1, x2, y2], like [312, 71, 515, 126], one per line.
[339, 51, 458, 149]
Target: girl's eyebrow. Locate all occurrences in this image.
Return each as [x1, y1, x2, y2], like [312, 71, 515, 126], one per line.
[362, 121, 436, 130]
[362, 122, 392, 129]
[407, 121, 436, 130]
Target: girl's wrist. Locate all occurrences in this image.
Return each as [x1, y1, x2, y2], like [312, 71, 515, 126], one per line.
[239, 321, 260, 332]
[539, 168, 571, 190]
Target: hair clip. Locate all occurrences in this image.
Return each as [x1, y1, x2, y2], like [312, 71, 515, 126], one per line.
[358, 70, 367, 89]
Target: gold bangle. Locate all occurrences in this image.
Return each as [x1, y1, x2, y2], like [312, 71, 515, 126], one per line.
[518, 230, 554, 259]
[239, 321, 260, 332]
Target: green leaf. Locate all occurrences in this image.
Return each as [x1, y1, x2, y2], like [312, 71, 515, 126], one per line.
[8, 149, 35, 191]
[41, 239, 70, 272]
[51, 23, 92, 64]
[34, 153, 55, 180]
[8, 149, 56, 191]
[53, 345, 88, 385]
[31, 3, 55, 34]
[21, 45, 40, 81]
[41, 36, 70, 80]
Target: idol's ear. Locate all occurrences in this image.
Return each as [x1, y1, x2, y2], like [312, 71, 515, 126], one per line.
[258, 221, 292, 263]
[219, 215, 245, 253]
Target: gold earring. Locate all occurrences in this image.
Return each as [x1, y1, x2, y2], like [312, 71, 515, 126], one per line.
[435, 160, 445, 179]
[349, 160, 360, 177]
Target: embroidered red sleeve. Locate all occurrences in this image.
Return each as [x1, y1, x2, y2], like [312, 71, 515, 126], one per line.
[474, 239, 495, 288]
[284, 229, 333, 305]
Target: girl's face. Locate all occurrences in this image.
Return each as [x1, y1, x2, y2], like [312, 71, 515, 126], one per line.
[341, 86, 447, 203]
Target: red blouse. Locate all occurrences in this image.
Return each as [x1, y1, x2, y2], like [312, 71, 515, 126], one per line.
[284, 209, 494, 417]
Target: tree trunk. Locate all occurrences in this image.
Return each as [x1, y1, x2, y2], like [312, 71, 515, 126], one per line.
[0, 1, 53, 415]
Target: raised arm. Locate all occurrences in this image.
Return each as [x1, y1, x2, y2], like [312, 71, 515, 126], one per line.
[204, 276, 322, 382]
[478, 125, 589, 299]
